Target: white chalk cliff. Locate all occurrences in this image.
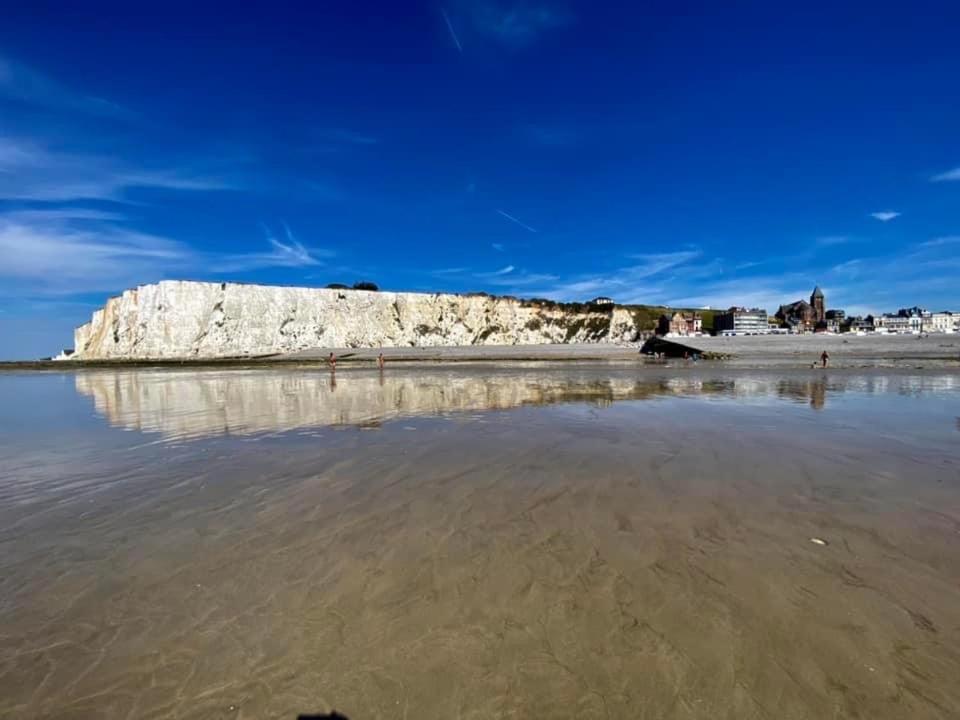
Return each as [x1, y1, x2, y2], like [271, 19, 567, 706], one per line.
[73, 281, 646, 359]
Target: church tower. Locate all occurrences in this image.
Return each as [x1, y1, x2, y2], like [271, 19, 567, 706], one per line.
[810, 285, 825, 324]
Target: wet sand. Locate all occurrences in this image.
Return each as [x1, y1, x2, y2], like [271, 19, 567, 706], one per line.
[5, 331, 959, 370]
[286, 333, 960, 368]
[282, 333, 960, 368]
[1, 368, 959, 719]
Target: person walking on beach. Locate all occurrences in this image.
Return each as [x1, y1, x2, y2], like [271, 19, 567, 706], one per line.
[820, 350, 829, 368]
[378, 352, 385, 370]
[328, 352, 337, 371]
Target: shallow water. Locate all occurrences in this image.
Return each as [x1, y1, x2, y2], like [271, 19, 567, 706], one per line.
[1, 366, 959, 719]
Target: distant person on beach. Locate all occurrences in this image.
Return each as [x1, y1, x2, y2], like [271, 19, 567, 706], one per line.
[820, 350, 829, 368]
[328, 352, 336, 371]
[378, 352, 385, 369]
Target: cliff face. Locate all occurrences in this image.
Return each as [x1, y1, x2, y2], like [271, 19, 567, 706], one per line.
[73, 281, 645, 359]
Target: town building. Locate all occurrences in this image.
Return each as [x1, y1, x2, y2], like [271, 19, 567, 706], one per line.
[876, 309, 924, 333]
[874, 314, 897, 332]
[776, 287, 826, 332]
[898, 306, 929, 320]
[845, 316, 875, 333]
[716, 307, 769, 334]
[588, 296, 614, 307]
[929, 311, 956, 333]
[776, 300, 814, 331]
[657, 311, 702, 336]
[824, 309, 845, 333]
[879, 309, 959, 334]
[811, 286, 826, 324]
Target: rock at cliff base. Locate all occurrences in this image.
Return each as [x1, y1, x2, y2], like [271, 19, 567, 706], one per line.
[640, 336, 728, 359]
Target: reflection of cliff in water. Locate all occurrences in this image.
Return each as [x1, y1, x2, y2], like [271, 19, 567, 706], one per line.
[74, 369, 959, 440]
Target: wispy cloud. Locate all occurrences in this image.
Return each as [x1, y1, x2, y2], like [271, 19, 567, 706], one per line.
[496, 208, 538, 233]
[0, 137, 234, 202]
[464, 1, 573, 46]
[215, 224, 328, 272]
[0, 214, 188, 295]
[441, 7, 464, 52]
[517, 250, 704, 305]
[870, 211, 900, 222]
[433, 240, 959, 314]
[626, 250, 702, 278]
[665, 277, 812, 313]
[486, 272, 558, 287]
[1, 207, 127, 223]
[472, 264, 558, 288]
[491, 242, 504, 251]
[0, 54, 127, 117]
[0, 210, 328, 296]
[919, 235, 960, 248]
[930, 167, 960, 182]
[831, 259, 863, 278]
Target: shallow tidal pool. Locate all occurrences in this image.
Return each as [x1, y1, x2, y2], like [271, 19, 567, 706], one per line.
[1, 366, 959, 719]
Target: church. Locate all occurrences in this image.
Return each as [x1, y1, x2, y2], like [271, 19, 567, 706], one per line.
[775, 286, 826, 332]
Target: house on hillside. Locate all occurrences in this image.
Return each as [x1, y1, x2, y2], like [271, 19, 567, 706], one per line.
[657, 311, 702, 336]
[588, 296, 614, 307]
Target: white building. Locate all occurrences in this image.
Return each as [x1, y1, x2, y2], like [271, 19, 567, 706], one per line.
[929, 311, 956, 333]
[717, 307, 769, 334]
[875, 308, 955, 333]
[875, 314, 914, 333]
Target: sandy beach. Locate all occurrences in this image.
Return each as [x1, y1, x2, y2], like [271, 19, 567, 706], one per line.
[6, 331, 957, 370]
[1, 367, 959, 719]
[287, 332, 960, 368]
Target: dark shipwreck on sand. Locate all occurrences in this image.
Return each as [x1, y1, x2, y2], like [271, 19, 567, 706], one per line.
[640, 336, 731, 360]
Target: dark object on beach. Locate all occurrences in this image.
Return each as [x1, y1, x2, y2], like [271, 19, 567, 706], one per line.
[640, 336, 727, 360]
[353, 281, 379, 291]
[298, 712, 350, 720]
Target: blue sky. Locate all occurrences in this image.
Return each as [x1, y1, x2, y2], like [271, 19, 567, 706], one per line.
[2, 1, 959, 358]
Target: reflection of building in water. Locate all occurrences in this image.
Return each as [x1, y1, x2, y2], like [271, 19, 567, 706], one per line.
[809, 379, 826, 410]
[775, 378, 827, 409]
